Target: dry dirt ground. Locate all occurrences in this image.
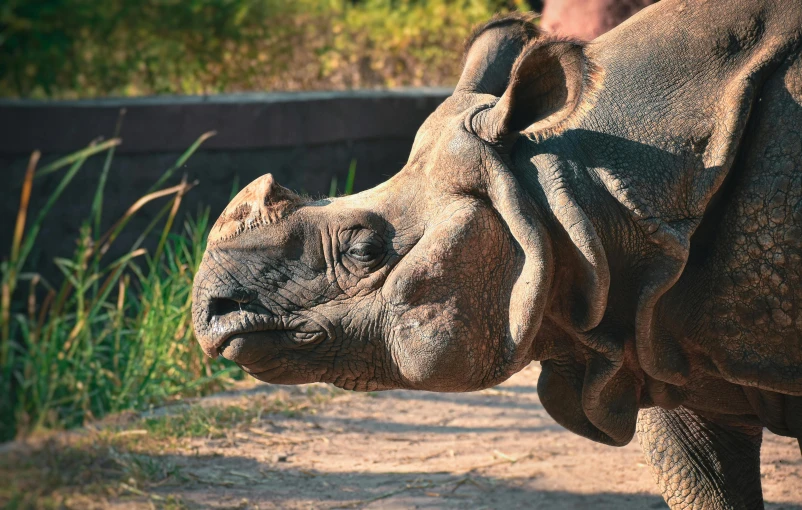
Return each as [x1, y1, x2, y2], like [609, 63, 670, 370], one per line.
[8, 363, 802, 509]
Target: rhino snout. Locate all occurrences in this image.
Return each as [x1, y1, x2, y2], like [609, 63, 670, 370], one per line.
[192, 272, 328, 368]
[192, 287, 258, 358]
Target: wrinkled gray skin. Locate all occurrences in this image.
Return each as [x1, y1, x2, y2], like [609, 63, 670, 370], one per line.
[192, 1, 802, 508]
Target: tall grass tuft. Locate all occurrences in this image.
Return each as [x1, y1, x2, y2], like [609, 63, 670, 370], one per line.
[0, 133, 238, 441]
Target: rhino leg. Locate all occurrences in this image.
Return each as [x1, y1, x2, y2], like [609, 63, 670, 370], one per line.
[637, 407, 764, 510]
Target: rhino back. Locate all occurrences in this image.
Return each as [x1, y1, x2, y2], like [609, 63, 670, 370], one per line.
[667, 54, 802, 398]
[575, 0, 802, 382]
[525, 0, 802, 438]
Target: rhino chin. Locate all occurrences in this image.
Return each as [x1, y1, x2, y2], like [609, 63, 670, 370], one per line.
[246, 367, 312, 385]
[219, 330, 326, 365]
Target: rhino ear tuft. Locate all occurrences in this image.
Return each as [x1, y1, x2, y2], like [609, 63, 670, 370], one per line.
[208, 173, 302, 245]
[457, 12, 541, 96]
[472, 39, 603, 144]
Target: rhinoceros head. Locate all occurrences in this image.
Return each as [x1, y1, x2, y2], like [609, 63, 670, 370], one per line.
[192, 14, 603, 394]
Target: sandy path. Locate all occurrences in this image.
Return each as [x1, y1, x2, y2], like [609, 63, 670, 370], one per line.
[137, 363, 800, 509]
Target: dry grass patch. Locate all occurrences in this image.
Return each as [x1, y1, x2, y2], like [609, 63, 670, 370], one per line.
[0, 384, 345, 509]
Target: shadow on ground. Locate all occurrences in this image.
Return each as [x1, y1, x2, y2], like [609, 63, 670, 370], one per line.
[3, 364, 800, 509]
[34, 449, 675, 509]
[112, 450, 801, 509]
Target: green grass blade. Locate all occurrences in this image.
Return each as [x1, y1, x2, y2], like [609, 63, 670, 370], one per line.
[2, 152, 39, 361]
[328, 176, 338, 198]
[147, 131, 215, 193]
[94, 182, 190, 260]
[344, 159, 357, 195]
[35, 139, 121, 178]
[16, 153, 92, 274]
[150, 177, 196, 274]
[229, 174, 240, 201]
[91, 109, 126, 238]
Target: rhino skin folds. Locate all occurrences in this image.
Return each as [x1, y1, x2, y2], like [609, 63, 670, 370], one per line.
[193, 2, 802, 508]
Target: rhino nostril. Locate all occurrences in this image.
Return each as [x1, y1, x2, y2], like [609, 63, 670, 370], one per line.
[210, 297, 248, 317]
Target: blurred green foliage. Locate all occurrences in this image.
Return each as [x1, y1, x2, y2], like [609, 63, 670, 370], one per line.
[0, 134, 240, 441]
[0, 0, 530, 98]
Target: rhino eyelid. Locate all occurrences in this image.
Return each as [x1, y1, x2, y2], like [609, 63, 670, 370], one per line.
[346, 242, 381, 260]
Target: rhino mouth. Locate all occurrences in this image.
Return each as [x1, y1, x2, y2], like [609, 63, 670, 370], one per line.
[203, 298, 327, 364]
[217, 329, 327, 365]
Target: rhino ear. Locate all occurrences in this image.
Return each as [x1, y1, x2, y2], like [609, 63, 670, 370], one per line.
[471, 39, 602, 144]
[456, 13, 541, 96]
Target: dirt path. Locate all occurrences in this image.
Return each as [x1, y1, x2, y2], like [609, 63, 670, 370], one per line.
[119, 363, 801, 510]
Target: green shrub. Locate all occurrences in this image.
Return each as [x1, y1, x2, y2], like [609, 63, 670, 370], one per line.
[0, 133, 239, 441]
[0, 0, 529, 98]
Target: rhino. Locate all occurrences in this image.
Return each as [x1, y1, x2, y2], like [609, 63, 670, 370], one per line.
[192, 0, 802, 508]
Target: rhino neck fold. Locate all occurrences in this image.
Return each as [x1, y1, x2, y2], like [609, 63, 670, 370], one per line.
[512, 136, 639, 446]
[518, 0, 802, 443]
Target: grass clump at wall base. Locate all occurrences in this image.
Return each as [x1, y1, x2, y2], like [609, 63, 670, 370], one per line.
[0, 132, 240, 441]
[0, 0, 530, 98]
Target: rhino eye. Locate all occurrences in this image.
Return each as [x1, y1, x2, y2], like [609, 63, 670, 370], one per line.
[346, 243, 380, 262]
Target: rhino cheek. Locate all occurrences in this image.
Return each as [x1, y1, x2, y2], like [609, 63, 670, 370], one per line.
[383, 266, 480, 390]
[380, 198, 523, 390]
[381, 222, 454, 308]
[389, 303, 481, 391]
[389, 320, 443, 388]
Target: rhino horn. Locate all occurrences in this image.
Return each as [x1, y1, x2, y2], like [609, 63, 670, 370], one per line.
[208, 173, 302, 245]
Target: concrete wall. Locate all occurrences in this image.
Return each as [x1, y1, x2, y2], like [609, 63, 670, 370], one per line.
[0, 89, 450, 273]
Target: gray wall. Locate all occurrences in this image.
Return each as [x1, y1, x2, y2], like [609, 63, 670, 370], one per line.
[0, 89, 450, 274]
